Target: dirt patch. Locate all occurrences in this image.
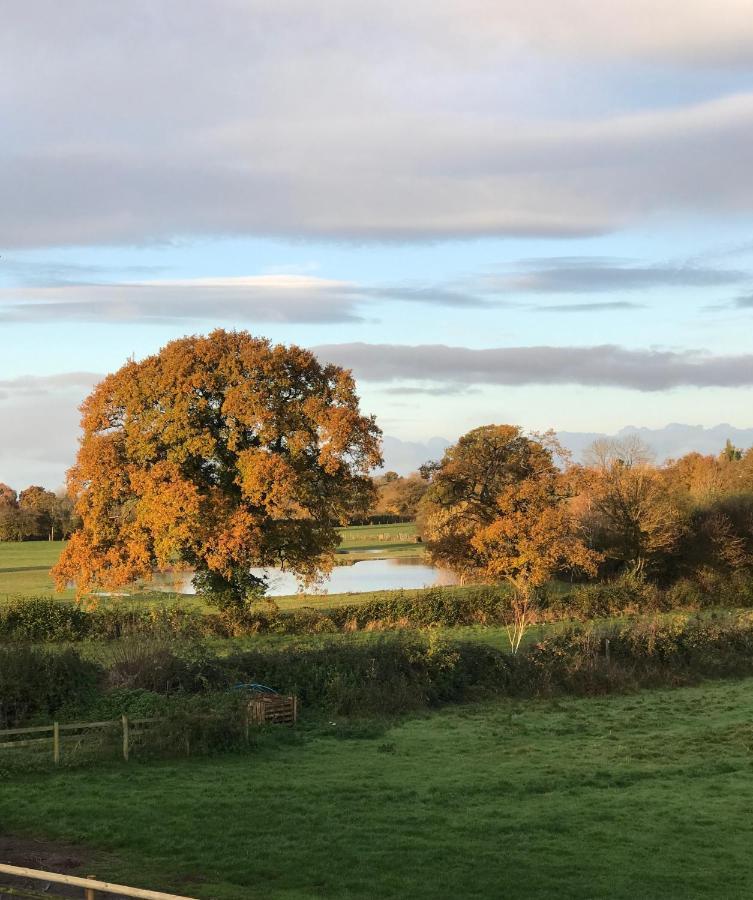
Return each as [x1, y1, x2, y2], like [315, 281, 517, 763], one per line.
[0, 834, 92, 898]
[0, 834, 89, 872]
[0, 835, 196, 899]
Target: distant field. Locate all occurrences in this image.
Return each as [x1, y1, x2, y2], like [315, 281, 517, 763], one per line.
[0, 523, 423, 600]
[0, 540, 73, 599]
[334, 521, 423, 561]
[4, 678, 753, 899]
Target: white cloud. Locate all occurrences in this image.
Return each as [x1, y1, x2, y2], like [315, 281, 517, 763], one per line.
[0, 273, 494, 324]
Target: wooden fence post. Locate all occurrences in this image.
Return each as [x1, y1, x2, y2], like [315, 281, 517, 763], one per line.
[53, 722, 60, 765]
[85, 874, 97, 900]
[122, 715, 129, 762]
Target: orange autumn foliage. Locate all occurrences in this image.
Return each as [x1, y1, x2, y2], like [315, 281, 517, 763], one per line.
[53, 330, 382, 601]
[471, 471, 601, 594]
[421, 425, 599, 592]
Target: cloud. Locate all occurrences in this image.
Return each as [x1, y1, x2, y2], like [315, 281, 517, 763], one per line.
[380, 384, 480, 396]
[0, 372, 102, 489]
[314, 342, 753, 391]
[3, 254, 744, 325]
[0, 275, 492, 325]
[0, 372, 102, 394]
[732, 293, 753, 308]
[531, 301, 645, 312]
[496, 260, 749, 294]
[3, 3, 753, 247]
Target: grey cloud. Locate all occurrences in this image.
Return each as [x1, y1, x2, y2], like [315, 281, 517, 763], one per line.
[3, 3, 753, 247]
[733, 294, 753, 308]
[0, 372, 101, 391]
[380, 384, 480, 396]
[357, 286, 489, 308]
[314, 342, 753, 391]
[497, 261, 749, 294]
[0, 373, 100, 489]
[532, 301, 645, 312]
[0, 258, 167, 287]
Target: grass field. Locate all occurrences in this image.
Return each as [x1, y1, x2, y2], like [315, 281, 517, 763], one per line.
[334, 522, 423, 561]
[0, 524, 422, 601]
[0, 540, 74, 599]
[3, 678, 753, 899]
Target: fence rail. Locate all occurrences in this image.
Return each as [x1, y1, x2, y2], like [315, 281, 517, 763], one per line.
[0, 715, 159, 764]
[0, 863, 197, 900]
[0, 695, 298, 765]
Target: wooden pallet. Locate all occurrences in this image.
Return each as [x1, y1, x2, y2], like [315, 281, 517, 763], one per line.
[247, 694, 297, 726]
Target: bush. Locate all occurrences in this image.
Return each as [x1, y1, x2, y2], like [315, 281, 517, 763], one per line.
[548, 575, 664, 620]
[0, 645, 103, 728]
[101, 637, 225, 694]
[210, 633, 512, 716]
[329, 586, 506, 629]
[0, 596, 91, 642]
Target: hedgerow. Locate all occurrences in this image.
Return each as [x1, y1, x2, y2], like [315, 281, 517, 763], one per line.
[5, 612, 753, 731]
[4, 572, 753, 644]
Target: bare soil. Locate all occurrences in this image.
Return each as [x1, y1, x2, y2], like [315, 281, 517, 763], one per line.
[0, 834, 92, 898]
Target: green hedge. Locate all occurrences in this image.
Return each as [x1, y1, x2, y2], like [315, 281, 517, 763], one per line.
[6, 612, 753, 730]
[3, 572, 753, 647]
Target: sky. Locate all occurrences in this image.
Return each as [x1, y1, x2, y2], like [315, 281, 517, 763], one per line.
[2, 0, 753, 488]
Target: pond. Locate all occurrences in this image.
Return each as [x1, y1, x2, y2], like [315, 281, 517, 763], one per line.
[155, 556, 460, 597]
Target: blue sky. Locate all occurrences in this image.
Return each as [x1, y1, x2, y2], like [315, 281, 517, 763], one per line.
[2, 1, 753, 487]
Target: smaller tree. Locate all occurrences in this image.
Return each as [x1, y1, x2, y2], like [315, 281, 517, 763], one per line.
[18, 486, 58, 540]
[0, 483, 17, 508]
[418, 424, 559, 581]
[579, 455, 684, 577]
[421, 426, 599, 652]
[471, 470, 600, 652]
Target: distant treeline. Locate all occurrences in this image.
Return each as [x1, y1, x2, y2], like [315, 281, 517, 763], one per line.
[0, 484, 79, 542]
[358, 471, 428, 522]
[416, 431, 753, 589]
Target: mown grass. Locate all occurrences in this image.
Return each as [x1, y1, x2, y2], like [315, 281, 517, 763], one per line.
[0, 541, 73, 599]
[3, 678, 753, 898]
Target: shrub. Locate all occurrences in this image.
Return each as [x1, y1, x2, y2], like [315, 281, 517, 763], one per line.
[329, 586, 506, 629]
[550, 575, 664, 620]
[0, 596, 91, 642]
[101, 637, 224, 694]
[0, 645, 102, 728]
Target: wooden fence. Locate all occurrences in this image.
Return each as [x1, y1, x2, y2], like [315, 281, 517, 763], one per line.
[0, 863, 197, 899]
[0, 695, 298, 765]
[0, 715, 158, 765]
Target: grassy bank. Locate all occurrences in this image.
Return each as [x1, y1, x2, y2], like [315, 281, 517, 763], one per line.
[3, 678, 753, 898]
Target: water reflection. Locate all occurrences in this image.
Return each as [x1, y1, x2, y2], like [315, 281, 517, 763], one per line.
[154, 556, 459, 597]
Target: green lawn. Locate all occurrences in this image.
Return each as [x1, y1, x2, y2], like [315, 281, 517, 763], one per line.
[3, 678, 753, 898]
[0, 540, 73, 599]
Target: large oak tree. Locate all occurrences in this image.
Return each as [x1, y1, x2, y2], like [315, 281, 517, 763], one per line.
[53, 330, 382, 605]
